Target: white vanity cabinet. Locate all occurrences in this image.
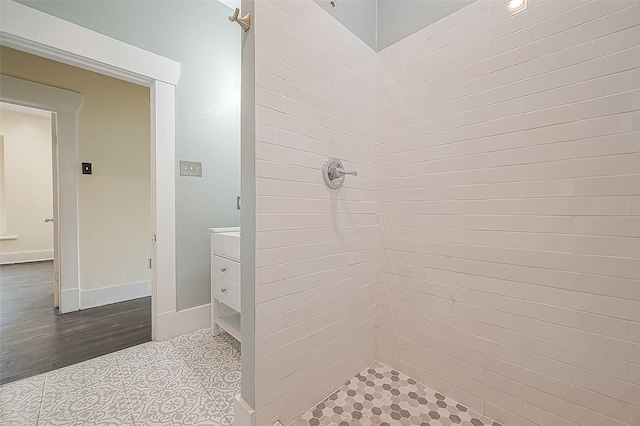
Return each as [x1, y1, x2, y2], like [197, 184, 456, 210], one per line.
[209, 227, 241, 342]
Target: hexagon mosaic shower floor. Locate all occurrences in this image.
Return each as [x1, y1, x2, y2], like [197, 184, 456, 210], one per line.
[291, 362, 501, 426]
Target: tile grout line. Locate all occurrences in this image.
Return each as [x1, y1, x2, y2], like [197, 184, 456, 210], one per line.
[35, 373, 47, 426]
[209, 335, 242, 425]
[169, 336, 234, 425]
[169, 337, 233, 424]
[114, 350, 137, 426]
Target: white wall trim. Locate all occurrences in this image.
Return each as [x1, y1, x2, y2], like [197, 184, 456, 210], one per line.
[234, 394, 256, 426]
[0, 75, 82, 111]
[0, 1, 180, 86]
[150, 81, 178, 340]
[0, 249, 53, 264]
[1, 0, 180, 340]
[155, 303, 211, 341]
[60, 286, 80, 312]
[175, 303, 211, 336]
[80, 280, 151, 309]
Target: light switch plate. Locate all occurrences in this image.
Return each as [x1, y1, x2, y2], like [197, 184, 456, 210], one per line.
[82, 162, 92, 175]
[180, 160, 202, 177]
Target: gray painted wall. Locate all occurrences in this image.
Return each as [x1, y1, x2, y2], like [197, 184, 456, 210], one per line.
[312, 0, 377, 49]
[313, 0, 476, 51]
[377, 0, 476, 50]
[17, 0, 241, 310]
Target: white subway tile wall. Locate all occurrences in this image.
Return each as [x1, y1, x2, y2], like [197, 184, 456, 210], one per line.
[377, 1, 640, 426]
[253, 0, 377, 424]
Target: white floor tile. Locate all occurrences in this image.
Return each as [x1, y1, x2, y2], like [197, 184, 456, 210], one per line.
[0, 328, 240, 426]
[0, 374, 45, 425]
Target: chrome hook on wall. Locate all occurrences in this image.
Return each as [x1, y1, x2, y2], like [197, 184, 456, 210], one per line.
[323, 157, 358, 189]
[229, 8, 251, 32]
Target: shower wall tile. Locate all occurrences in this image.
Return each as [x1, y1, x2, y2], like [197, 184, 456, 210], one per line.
[253, 0, 377, 425]
[377, 0, 640, 425]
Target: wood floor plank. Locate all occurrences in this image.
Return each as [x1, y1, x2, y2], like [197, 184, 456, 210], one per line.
[0, 261, 150, 384]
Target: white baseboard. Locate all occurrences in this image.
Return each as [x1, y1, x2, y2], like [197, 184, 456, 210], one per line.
[155, 303, 211, 341]
[80, 280, 151, 309]
[156, 310, 176, 341]
[234, 394, 255, 426]
[60, 287, 80, 313]
[0, 249, 53, 264]
[174, 303, 211, 336]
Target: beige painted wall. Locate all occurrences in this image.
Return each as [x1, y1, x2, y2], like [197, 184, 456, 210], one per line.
[0, 108, 53, 257]
[1, 46, 151, 294]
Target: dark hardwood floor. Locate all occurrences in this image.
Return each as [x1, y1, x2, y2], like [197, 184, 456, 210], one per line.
[0, 261, 151, 384]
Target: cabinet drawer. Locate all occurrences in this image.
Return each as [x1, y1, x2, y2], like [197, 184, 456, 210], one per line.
[211, 255, 240, 312]
[211, 233, 240, 260]
[211, 255, 240, 285]
[212, 281, 240, 313]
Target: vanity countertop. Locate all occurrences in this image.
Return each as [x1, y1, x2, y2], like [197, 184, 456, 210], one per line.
[209, 227, 240, 261]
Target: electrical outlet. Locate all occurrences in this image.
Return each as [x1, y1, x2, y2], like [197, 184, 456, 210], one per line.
[179, 160, 202, 177]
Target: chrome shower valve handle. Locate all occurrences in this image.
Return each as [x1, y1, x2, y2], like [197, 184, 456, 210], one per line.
[323, 157, 358, 189]
[330, 166, 358, 180]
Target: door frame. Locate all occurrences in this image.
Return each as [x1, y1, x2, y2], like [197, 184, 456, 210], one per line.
[51, 113, 60, 308]
[0, 1, 181, 340]
[0, 77, 81, 312]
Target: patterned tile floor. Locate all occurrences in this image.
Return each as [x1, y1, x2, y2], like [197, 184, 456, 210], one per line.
[2, 331, 500, 426]
[292, 362, 501, 426]
[0, 328, 240, 425]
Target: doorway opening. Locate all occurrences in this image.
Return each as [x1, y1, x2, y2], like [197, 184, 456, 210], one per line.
[0, 63, 152, 383]
[0, 102, 53, 268]
[1, 0, 181, 347]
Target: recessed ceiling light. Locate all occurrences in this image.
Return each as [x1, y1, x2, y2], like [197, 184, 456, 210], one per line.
[508, 0, 527, 12]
